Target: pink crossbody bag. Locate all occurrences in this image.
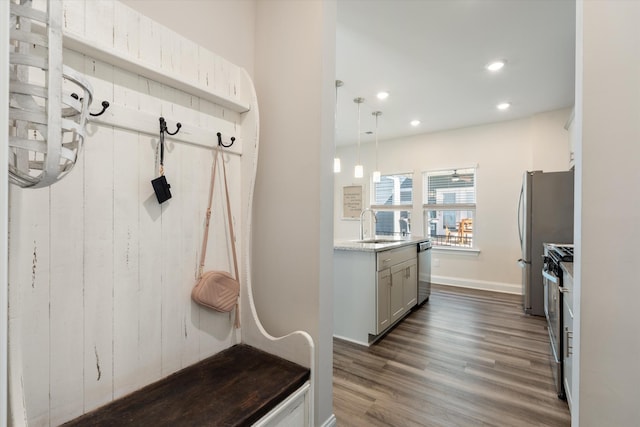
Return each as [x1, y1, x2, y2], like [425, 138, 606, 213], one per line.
[191, 146, 240, 327]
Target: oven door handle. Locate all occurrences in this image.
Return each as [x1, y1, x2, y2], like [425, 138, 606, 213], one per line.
[542, 270, 559, 284]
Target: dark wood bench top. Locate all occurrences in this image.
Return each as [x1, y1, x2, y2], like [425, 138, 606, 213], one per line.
[63, 344, 310, 427]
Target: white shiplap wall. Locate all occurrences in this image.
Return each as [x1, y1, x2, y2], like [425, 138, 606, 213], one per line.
[7, 1, 249, 425]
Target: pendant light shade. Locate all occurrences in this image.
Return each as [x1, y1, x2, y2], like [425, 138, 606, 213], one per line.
[334, 157, 341, 173]
[354, 97, 365, 179]
[372, 111, 382, 183]
[355, 163, 364, 178]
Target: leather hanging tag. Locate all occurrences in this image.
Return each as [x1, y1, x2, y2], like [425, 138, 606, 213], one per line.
[152, 117, 178, 204]
[152, 175, 172, 204]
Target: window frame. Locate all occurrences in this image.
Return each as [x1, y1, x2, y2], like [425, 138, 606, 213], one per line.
[371, 172, 414, 236]
[422, 167, 478, 250]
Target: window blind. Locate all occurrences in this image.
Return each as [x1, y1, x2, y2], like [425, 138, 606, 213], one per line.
[423, 168, 476, 208]
[372, 173, 413, 208]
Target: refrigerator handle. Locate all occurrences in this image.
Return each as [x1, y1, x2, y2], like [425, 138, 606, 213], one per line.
[517, 183, 524, 249]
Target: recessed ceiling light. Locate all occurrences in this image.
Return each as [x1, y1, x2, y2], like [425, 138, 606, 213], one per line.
[377, 91, 389, 100]
[497, 102, 511, 110]
[486, 60, 506, 72]
[410, 120, 421, 127]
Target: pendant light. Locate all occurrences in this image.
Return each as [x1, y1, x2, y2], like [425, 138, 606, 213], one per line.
[354, 97, 365, 178]
[333, 158, 341, 173]
[372, 111, 382, 183]
[334, 80, 343, 173]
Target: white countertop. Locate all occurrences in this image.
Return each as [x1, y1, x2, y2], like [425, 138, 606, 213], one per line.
[334, 235, 430, 253]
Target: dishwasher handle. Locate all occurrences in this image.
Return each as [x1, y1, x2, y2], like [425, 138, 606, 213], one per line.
[418, 241, 432, 251]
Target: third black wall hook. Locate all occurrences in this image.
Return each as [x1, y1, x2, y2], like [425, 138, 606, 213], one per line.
[217, 132, 235, 148]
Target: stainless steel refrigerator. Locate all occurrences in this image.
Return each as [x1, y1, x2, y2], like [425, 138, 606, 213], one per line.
[518, 170, 574, 316]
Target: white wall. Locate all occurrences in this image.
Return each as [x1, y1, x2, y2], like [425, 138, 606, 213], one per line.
[335, 108, 572, 294]
[253, 2, 336, 425]
[576, 1, 640, 425]
[120, 0, 255, 77]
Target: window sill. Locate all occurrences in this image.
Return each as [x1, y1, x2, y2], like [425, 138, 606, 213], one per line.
[432, 246, 480, 256]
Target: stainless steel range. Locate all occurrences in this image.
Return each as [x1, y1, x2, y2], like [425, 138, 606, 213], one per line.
[542, 243, 573, 399]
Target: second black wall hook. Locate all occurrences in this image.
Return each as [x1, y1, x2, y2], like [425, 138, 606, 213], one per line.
[217, 132, 235, 148]
[159, 117, 182, 136]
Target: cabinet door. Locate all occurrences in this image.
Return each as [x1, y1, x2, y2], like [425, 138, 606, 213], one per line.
[376, 269, 391, 334]
[390, 264, 406, 324]
[403, 260, 417, 310]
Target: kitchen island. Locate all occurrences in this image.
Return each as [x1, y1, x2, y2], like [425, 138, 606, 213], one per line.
[334, 236, 429, 346]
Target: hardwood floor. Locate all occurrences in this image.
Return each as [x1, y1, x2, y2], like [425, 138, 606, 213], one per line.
[333, 284, 571, 427]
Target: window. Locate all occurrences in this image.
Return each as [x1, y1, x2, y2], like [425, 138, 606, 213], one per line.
[423, 168, 476, 248]
[372, 173, 413, 236]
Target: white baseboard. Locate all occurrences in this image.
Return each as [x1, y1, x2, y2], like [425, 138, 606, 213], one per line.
[332, 334, 369, 347]
[320, 414, 337, 427]
[431, 274, 521, 295]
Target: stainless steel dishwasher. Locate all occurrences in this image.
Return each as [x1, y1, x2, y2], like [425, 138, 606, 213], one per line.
[417, 240, 432, 304]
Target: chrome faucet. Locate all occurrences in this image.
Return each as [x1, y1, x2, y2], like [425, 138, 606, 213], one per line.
[360, 208, 377, 240]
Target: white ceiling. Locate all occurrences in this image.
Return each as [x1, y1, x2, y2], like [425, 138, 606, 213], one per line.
[335, 0, 576, 146]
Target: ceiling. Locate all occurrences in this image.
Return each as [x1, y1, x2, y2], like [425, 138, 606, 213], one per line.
[335, 0, 576, 146]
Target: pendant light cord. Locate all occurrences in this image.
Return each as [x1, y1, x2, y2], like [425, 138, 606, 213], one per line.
[357, 101, 361, 165]
[353, 97, 365, 178]
[374, 112, 379, 171]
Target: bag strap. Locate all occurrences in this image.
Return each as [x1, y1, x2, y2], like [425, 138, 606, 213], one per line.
[198, 146, 239, 281]
[198, 147, 220, 278]
[220, 146, 240, 281]
[220, 148, 240, 328]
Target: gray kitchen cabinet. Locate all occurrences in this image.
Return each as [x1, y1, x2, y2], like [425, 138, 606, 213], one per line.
[376, 269, 391, 333]
[390, 263, 407, 324]
[381, 247, 418, 330]
[402, 259, 418, 311]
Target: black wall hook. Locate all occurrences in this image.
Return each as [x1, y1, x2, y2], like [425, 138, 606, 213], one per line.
[71, 93, 110, 117]
[217, 132, 235, 148]
[160, 117, 181, 136]
[90, 101, 110, 117]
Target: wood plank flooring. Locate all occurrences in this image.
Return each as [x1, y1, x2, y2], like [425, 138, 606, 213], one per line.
[333, 284, 571, 427]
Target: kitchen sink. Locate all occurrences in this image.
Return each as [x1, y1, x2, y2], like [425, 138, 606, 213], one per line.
[354, 238, 401, 244]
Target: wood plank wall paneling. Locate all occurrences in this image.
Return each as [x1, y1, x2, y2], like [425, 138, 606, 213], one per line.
[82, 57, 116, 419]
[8, 1, 245, 424]
[8, 189, 51, 426]
[333, 285, 572, 427]
[136, 72, 164, 390]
